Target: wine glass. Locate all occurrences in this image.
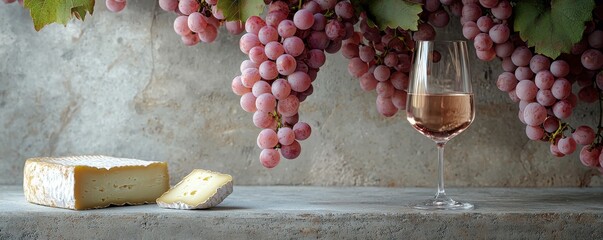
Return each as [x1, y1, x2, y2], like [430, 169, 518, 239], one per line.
[406, 40, 475, 210]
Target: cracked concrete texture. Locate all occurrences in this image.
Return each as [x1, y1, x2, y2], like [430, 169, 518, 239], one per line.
[0, 1, 601, 187]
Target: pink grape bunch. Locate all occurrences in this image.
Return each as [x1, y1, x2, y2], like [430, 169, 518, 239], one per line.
[159, 0, 244, 46]
[231, 0, 357, 168]
[459, 0, 603, 171]
[342, 0, 451, 117]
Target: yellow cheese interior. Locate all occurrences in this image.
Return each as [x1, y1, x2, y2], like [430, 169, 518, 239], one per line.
[74, 163, 169, 209]
[157, 169, 232, 206]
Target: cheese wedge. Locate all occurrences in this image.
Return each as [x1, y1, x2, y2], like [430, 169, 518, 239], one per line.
[156, 169, 233, 209]
[23, 155, 170, 210]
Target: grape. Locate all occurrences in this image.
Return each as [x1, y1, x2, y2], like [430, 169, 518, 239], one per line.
[477, 16, 494, 32]
[308, 31, 330, 50]
[293, 122, 312, 140]
[374, 65, 391, 82]
[495, 41, 514, 58]
[258, 26, 279, 45]
[259, 149, 280, 168]
[491, 0, 512, 20]
[253, 111, 275, 129]
[536, 90, 556, 107]
[515, 80, 538, 101]
[552, 100, 572, 119]
[174, 16, 192, 36]
[449, 1, 463, 17]
[312, 14, 327, 31]
[376, 95, 398, 117]
[425, 0, 441, 12]
[489, 24, 510, 44]
[551, 78, 571, 100]
[502, 57, 517, 72]
[272, 78, 292, 100]
[529, 55, 551, 73]
[232, 76, 251, 96]
[567, 93, 578, 108]
[348, 57, 369, 77]
[159, 0, 178, 12]
[341, 43, 360, 59]
[259, 61, 278, 80]
[535, 70, 555, 90]
[550, 143, 565, 157]
[315, 0, 337, 11]
[239, 33, 261, 54]
[293, 9, 314, 30]
[268, 1, 289, 14]
[296, 61, 309, 73]
[281, 140, 302, 159]
[391, 90, 407, 110]
[573, 126, 596, 145]
[413, 23, 436, 41]
[550, 60, 570, 78]
[178, 0, 198, 15]
[256, 93, 277, 112]
[581, 49, 603, 70]
[557, 137, 577, 155]
[473, 33, 494, 51]
[278, 20, 297, 38]
[525, 125, 544, 140]
[578, 86, 599, 103]
[106, 0, 126, 12]
[307, 49, 326, 69]
[580, 146, 601, 167]
[359, 72, 378, 91]
[325, 20, 346, 40]
[224, 21, 244, 35]
[597, 71, 603, 90]
[523, 102, 547, 126]
[245, 16, 267, 35]
[515, 67, 534, 81]
[543, 117, 559, 133]
[476, 48, 496, 61]
[376, 81, 395, 98]
[240, 92, 258, 113]
[326, 39, 343, 54]
[479, 0, 499, 8]
[241, 68, 261, 88]
[257, 129, 279, 149]
[359, 45, 376, 63]
[278, 95, 300, 117]
[266, 10, 287, 27]
[511, 46, 532, 67]
[265, 41, 285, 60]
[288, 72, 312, 92]
[283, 37, 305, 57]
[335, 1, 354, 19]
[252, 80, 271, 97]
[276, 54, 297, 75]
[199, 25, 218, 43]
[181, 33, 200, 46]
[249, 46, 268, 64]
[240, 60, 259, 73]
[462, 21, 480, 40]
[383, 53, 399, 67]
[508, 89, 520, 102]
[588, 30, 603, 48]
[188, 12, 208, 33]
[276, 127, 296, 146]
[428, 9, 450, 28]
[496, 72, 517, 92]
[462, 3, 482, 22]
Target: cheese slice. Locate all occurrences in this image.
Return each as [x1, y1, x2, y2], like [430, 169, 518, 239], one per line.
[23, 155, 170, 210]
[156, 169, 233, 209]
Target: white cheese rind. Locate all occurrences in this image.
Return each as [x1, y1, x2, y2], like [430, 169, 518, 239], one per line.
[23, 155, 170, 210]
[156, 169, 233, 210]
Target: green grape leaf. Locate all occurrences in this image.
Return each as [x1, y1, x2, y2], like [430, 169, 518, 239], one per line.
[24, 0, 95, 31]
[353, 0, 422, 31]
[217, 0, 265, 23]
[514, 0, 595, 59]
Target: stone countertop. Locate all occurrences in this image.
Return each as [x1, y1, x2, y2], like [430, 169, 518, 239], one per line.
[1, 185, 602, 239]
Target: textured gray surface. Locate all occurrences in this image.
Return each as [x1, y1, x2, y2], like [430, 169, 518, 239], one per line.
[1, 185, 603, 239]
[0, 1, 601, 187]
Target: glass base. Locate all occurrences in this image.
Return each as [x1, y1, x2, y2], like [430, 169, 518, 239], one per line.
[410, 197, 473, 210]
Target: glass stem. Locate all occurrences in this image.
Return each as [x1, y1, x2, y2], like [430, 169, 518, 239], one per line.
[435, 141, 448, 201]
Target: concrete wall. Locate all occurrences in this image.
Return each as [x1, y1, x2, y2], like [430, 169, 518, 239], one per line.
[1, 0, 600, 187]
